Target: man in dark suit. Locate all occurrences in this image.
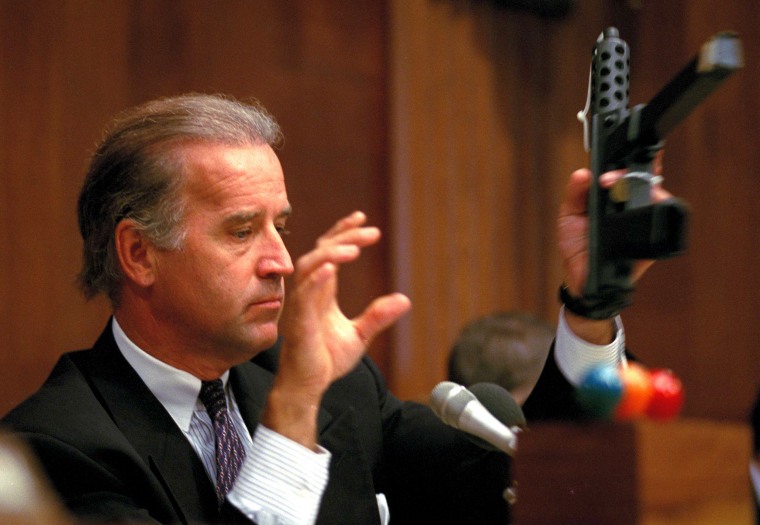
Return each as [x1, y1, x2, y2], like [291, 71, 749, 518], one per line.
[2, 94, 671, 524]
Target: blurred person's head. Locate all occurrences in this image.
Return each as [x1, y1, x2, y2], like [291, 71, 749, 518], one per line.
[448, 311, 553, 405]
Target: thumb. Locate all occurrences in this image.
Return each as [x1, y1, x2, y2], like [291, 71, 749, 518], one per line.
[353, 293, 411, 346]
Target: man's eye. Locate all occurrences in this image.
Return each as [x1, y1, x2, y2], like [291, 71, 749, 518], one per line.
[233, 230, 252, 240]
[276, 226, 291, 237]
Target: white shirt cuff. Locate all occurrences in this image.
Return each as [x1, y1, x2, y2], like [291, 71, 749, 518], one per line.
[377, 493, 390, 525]
[555, 306, 627, 386]
[227, 425, 330, 525]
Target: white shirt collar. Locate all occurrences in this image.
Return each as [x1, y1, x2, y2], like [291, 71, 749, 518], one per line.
[111, 316, 230, 432]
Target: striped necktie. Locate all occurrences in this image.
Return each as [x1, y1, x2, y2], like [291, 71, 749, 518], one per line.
[199, 379, 247, 505]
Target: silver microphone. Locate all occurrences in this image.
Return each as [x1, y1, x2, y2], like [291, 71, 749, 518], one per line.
[429, 381, 521, 456]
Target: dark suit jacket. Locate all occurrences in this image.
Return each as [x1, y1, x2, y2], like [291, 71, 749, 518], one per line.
[2, 321, 510, 524]
[522, 345, 583, 421]
[522, 345, 638, 422]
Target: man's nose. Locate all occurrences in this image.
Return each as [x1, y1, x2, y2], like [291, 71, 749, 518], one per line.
[257, 228, 294, 278]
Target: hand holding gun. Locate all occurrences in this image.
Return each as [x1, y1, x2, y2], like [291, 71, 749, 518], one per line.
[567, 27, 743, 320]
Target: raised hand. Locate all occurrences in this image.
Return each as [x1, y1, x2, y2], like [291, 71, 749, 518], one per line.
[557, 161, 672, 344]
[558, 162, 672, 297]
[262, 211, 411, 448]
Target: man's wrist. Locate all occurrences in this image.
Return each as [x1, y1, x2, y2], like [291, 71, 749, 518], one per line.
[563, 307, 616, 345]
[559, 284, 633, 320]
[261, 386, 321, 451]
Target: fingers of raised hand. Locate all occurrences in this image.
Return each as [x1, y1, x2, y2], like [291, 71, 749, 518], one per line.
[322, 210, 367, 237]
[295, 243, 360, 283]
[295, 212, 382, 281]
[651, 183, 673, 203]
[560, 169, 593, 217]
[598, 168, 673, 203]
[317, 211, 380, 248]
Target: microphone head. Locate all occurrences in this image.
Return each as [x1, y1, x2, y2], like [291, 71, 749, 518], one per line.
[469, 382, 527, 429]
[429, 381, 458, 411]
[429, 381, 497, 452]
[430, 381, 476, 427]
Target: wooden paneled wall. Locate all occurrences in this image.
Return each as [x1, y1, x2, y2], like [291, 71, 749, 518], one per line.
[0, 1, 391, 415]
[1, 1, 758, 423]
[388, 0, 760, 420]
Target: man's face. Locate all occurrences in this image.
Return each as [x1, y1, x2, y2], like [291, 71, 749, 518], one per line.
[148, 142, 293, 367]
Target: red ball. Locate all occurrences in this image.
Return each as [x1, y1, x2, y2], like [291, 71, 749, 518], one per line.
[646, 368, 685, 421]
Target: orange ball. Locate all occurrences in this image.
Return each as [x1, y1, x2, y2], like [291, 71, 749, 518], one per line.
[613, 362, 654, 421]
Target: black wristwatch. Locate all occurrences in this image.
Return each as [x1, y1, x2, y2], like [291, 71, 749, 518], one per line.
[558, 285, 633, 320]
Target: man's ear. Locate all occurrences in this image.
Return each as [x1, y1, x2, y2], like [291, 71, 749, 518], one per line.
[114, 220, 156, 289]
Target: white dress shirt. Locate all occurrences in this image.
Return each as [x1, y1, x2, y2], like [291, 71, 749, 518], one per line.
[111, 318, 330, 525]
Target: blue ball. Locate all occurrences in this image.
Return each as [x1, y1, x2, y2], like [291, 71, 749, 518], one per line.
[576, 364, 623, 419]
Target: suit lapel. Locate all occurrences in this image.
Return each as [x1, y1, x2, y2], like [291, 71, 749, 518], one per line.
[77, 322, 218, 523]
[228, 362, 272, 437]
[83, 325, 377, 525]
